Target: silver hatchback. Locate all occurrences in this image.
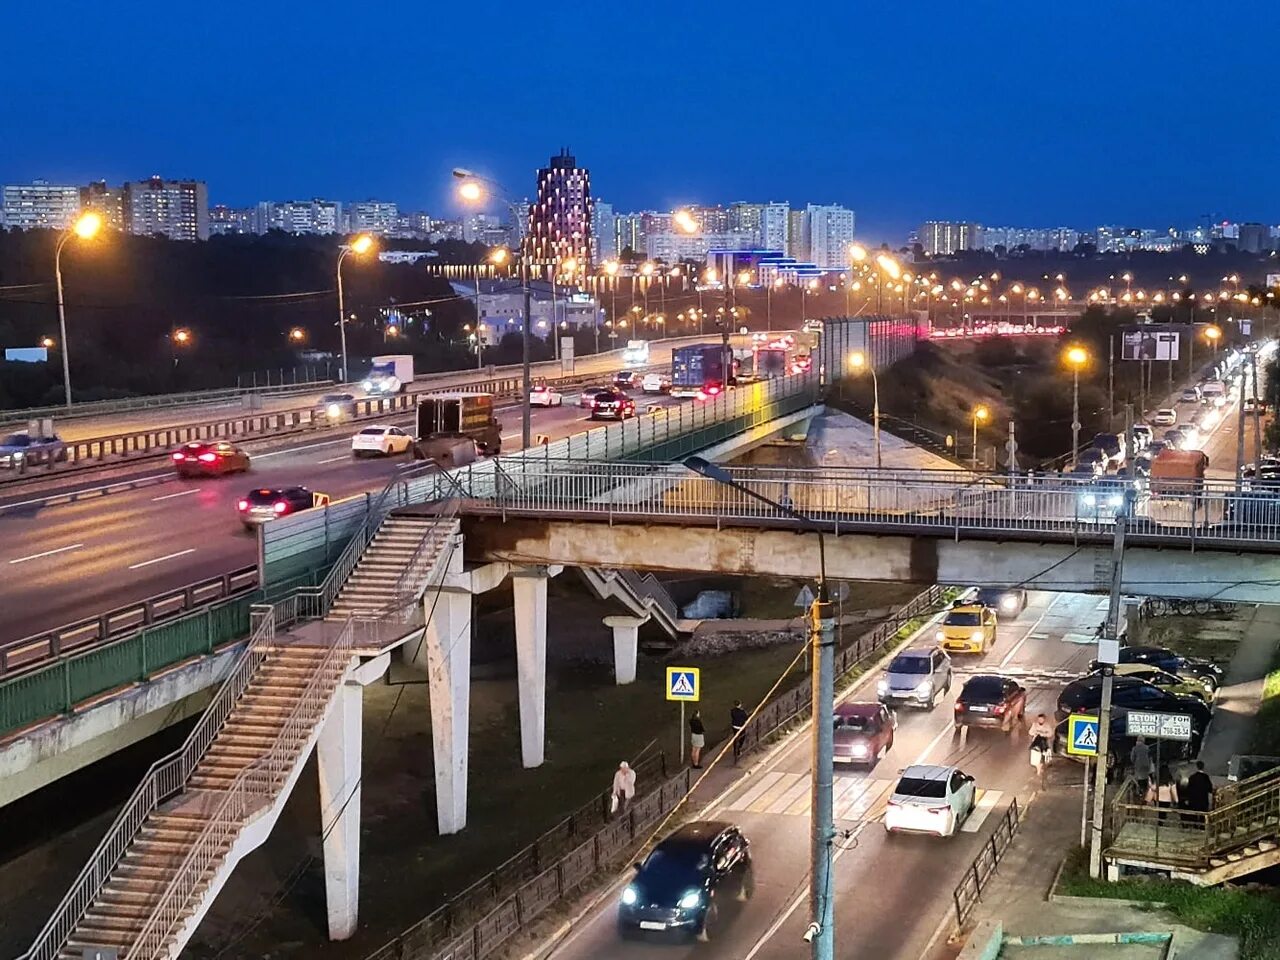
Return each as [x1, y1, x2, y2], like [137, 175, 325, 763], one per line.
[877, 647, 953, 710]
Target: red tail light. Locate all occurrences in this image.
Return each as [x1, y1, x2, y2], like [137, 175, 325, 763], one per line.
[172, 452, 186, 461]
[993, 703, 1006, 715]
[954, 702, 965, 712]
[706, 385, 722, 396]
[273, 501, 289, 514]
[197, 452, 217, 462]
[237, 499, 249, 511]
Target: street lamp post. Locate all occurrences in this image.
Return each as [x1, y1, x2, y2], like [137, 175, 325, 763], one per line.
[336, 234, 375, 382]
[1066, 347, 1089, 465]
[971, 405, 989, 469]
[53, 211, 103, 407]
[682, 456, 835, 960]
[848, 352, 880, 468]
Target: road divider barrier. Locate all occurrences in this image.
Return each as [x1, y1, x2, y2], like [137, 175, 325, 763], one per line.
[952, 798, 1022, 927]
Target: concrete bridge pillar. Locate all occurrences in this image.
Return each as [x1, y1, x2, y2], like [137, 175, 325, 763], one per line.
[424, 549, 473, 835]
[513, 568, 549, 768]
[317, 680, 363, 940]
[603, 615, 647, 684]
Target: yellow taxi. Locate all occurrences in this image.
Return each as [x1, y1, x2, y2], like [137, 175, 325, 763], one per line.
[935, 601, 998, 654]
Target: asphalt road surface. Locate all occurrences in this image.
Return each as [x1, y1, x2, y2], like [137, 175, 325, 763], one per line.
[545, 590, 1106, 960]
[0, 392, 684, 643]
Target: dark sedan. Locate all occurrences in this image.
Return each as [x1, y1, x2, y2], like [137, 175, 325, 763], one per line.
[1056, 675, 1212, 735]
[618, 822, 752, 942]
[974, 587, 1028, 619]
[171, 440, 251, 477]
[1088, 645, 1223, 691]
[954, 675, 1027, 732]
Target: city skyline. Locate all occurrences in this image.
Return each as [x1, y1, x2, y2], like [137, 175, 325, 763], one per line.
[4, 1, 1278, 241]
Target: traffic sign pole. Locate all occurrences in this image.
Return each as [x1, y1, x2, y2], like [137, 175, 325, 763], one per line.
[1090, 504, 1129, 879]
[679, 701, 686, 763]
[1080, 758, 1090, 847]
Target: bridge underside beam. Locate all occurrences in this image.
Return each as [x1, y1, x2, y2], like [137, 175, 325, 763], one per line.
[461, 516, 1280, 605]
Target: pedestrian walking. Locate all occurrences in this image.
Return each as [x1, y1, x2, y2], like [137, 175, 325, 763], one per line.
[689, 710, 706, 768]
[1027, 713, 1055, 778]
[1130, 737, 1153, 799]
[1183, 760, 1215, 814]
[730, 700, 749, 764]
[611, 761, 636, 816]
[1146, 764, 1179, 822]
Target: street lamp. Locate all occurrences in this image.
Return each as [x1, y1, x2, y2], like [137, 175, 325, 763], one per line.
[288, 327, 306, 344]
[39, 336, 56, 350]
[971, 405, 989, 469]
[1065, 346, 1089, 464]
[336, 233, 375, 381]
[54, 210, 103, 407]
[848, 352, 880, 468]
[1205, 324, 1221, 357]
[680, 455, 835, 960]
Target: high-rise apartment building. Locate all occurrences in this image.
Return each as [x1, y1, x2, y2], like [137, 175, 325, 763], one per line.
[526, 148, 592, 268]
[593, 201, 618, 261]
[806, 203, 856, 268]
[728, 202, 765, 244]
[80, 181, 126, 231]
[347, 200, 399, 236]
[124, 177, 209, 240]
[615, 211, 647, 256]
[256, 199, 342, 235]
[761, 202, 790, 253]
[209, 205, 256, 235]
[920, 221, 983, 255]
[2, 180, 81, 230]
[788, 209, 809, 262]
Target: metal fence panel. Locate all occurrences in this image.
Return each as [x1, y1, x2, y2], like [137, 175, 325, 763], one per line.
[558, 838, 599, 893]
[515, 868, 562, 928]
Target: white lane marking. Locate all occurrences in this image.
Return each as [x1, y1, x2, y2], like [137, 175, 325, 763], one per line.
[961, 789, 1003, 833]
[253, 437, 349, 459]
[740, 821, 867, 960]
[726, 770, 786, 810]
[0, 473, 172, 512]
[317, 455, 349, 464]
[9, 542, 84, 564]
[997, 593, 1061, 668]
[128, 548, 196, 570]
[150, 488, 198, 502]
[910, 720, 958, 767]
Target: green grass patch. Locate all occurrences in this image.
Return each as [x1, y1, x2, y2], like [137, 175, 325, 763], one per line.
[1056, 846, 1280, 959]
[1249, 655, 1280, 755]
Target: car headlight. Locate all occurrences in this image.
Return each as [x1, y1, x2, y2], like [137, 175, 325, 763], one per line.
[935, 629, 945, 641]
[1109, 494, 1124, 507]
[850, 743, 870, 757]
[970, 630, 984, 642]
[327, 403, 341, 417]
[915, 679, 934, 695]
[361, 380, 373, 391]
[1001, 597, 1018, 612]
[621, 886, 638, 906]
[677, 890, 702, 910]
[1083, 494, 1097, 506]
[877, 679, 889, 695]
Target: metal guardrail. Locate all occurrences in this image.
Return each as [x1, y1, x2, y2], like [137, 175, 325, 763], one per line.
[952, 798, 1021, 927]
[0, 565, 259, 677]
[366, 754, 682, 960]
[443, 458, 1280, 552]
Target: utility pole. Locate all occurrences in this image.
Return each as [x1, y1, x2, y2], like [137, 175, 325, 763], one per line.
[808, 576, 836, 960]
[522, 259, 532, 449]
[1108, 335, 1115, 430]
[1252, 352, 1263, 467]
[1236, 365, 1247, 494]
[1089, 496, 1129, 879]
[1006, 420, 1018, 479]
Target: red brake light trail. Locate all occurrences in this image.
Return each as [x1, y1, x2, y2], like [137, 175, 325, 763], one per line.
[273, 501, 289, 514]
[197, 452, 217, 462]
[172, 452, 185, 461]
[237, 499, 249, 511]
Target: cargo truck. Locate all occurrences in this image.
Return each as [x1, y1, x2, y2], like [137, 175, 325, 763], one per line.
[361, 354, 414, 395]
[670, 343, 730, 398]
[412, 392, 502, 462]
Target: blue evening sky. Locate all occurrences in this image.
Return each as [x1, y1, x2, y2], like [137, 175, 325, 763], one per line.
[4, 0, 1277, 242]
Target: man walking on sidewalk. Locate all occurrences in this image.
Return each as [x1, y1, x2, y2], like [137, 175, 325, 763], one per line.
[1130, 737, 1153, 799]
[730, 701, 749, 764]
[689, 710, 706, 768]
[1183, 760, 1215, 813]
[611, 761, 636, 816]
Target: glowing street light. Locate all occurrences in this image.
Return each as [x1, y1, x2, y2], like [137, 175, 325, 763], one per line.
[172, 327, 192, 346]
[288, 327, 306, 343]
[674, 209, 699, 234]
[1205, 324, 1221, 356]
[337, 233, 376, 380]
[848, 352, 880, 467]
[1065, 346, 1089, 462]
[971, 405, 989, 469]
[39, 335, 56, 349]
[848, 243, 868, 263]
[54, 211, 104, 408]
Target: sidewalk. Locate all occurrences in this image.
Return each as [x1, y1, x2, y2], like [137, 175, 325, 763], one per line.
[936, 783, 1238, 960]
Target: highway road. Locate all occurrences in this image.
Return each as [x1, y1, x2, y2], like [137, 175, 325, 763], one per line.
[0, 390, 685, 644]
[5, 333, 779, 443]
[544, 590, 1106, 960]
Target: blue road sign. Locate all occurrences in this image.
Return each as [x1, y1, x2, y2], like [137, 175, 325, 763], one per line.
[1066, 714, 1099, 757]
[666, 667, 701, 702]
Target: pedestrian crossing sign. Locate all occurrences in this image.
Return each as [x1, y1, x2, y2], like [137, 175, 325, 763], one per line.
[1066, 714, 1099, 757]
[666, 667, 701, 702]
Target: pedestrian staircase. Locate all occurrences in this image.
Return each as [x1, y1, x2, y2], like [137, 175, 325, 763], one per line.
[1107, 766, 1280, 886]
[578, 566, 693, 640]
[22, 504, 461, 960]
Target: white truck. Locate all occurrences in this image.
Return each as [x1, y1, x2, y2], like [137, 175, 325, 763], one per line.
[361, 354, 414, 395]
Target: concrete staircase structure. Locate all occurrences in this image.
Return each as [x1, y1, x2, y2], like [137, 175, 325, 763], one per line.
[326, 514, 446, 623]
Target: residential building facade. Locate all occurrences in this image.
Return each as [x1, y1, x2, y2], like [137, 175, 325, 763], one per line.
[124, 177, 209, 240]
[805, 203, 856, 268]
[2, 180, 81, 230]
[347, 200, 399, 236]
[526, 148, 592, 269]
[920, 221, 983, 255]
[256, 199, 342, 235]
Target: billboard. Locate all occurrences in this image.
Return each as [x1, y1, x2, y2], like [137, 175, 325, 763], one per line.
[1121, 328, 1179, 361]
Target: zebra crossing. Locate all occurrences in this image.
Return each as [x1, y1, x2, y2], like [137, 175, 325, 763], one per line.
[721, 770, 1005, 833]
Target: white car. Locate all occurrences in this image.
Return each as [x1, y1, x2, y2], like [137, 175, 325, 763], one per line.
[884, 764, 976, 837]
[529, 385, 564, 407]
[1152, 408, 1177, 426]
[351, 425, 413, 457]
[641, 373, 670, 394]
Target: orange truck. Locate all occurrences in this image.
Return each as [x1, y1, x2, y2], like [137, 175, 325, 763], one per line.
[1148, 448, 1208, 497]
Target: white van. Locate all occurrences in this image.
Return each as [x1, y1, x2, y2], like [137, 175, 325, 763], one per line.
[1200, 380, 1227, 407]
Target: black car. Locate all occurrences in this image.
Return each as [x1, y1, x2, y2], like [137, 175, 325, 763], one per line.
[614, 370, 640, 388]
[237, 486, 322, 527]
[1052, 713, 1199, 775]
[1088, 646, 1224, 691]
[974, 587, 1028, 618]
[619, 821, 752, 942]
[1056, 675, 1213, 733]
[954, 675, 1027, 732]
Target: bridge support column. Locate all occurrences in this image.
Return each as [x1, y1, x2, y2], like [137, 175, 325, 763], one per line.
[317, 680, 363, 940]
[603, 615, 647, 685]
[513, 568, 549, 768]
[424, 555, 473, 834]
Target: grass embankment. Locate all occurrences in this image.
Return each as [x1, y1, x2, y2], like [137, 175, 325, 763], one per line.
[1249, 658, 1280, 755]
[1057, 847, 1280, 960]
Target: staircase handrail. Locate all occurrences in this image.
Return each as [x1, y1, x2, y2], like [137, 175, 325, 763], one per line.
[387, 498, 461, 610]
[131, 617, 358, 960]
[17, 606, 278, 960]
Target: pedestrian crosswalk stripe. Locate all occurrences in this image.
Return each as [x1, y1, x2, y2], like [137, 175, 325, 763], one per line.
[841, 780, 894, 822]
[729, 771, 786, 811]
[961, 789, 1004, 833]
[764, 776, 812, 814]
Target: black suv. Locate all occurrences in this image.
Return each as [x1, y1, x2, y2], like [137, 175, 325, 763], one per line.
[619, 821, 752, 942]
[1088, 645, 1223, 692]
[1056, 675, 1212, 733]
